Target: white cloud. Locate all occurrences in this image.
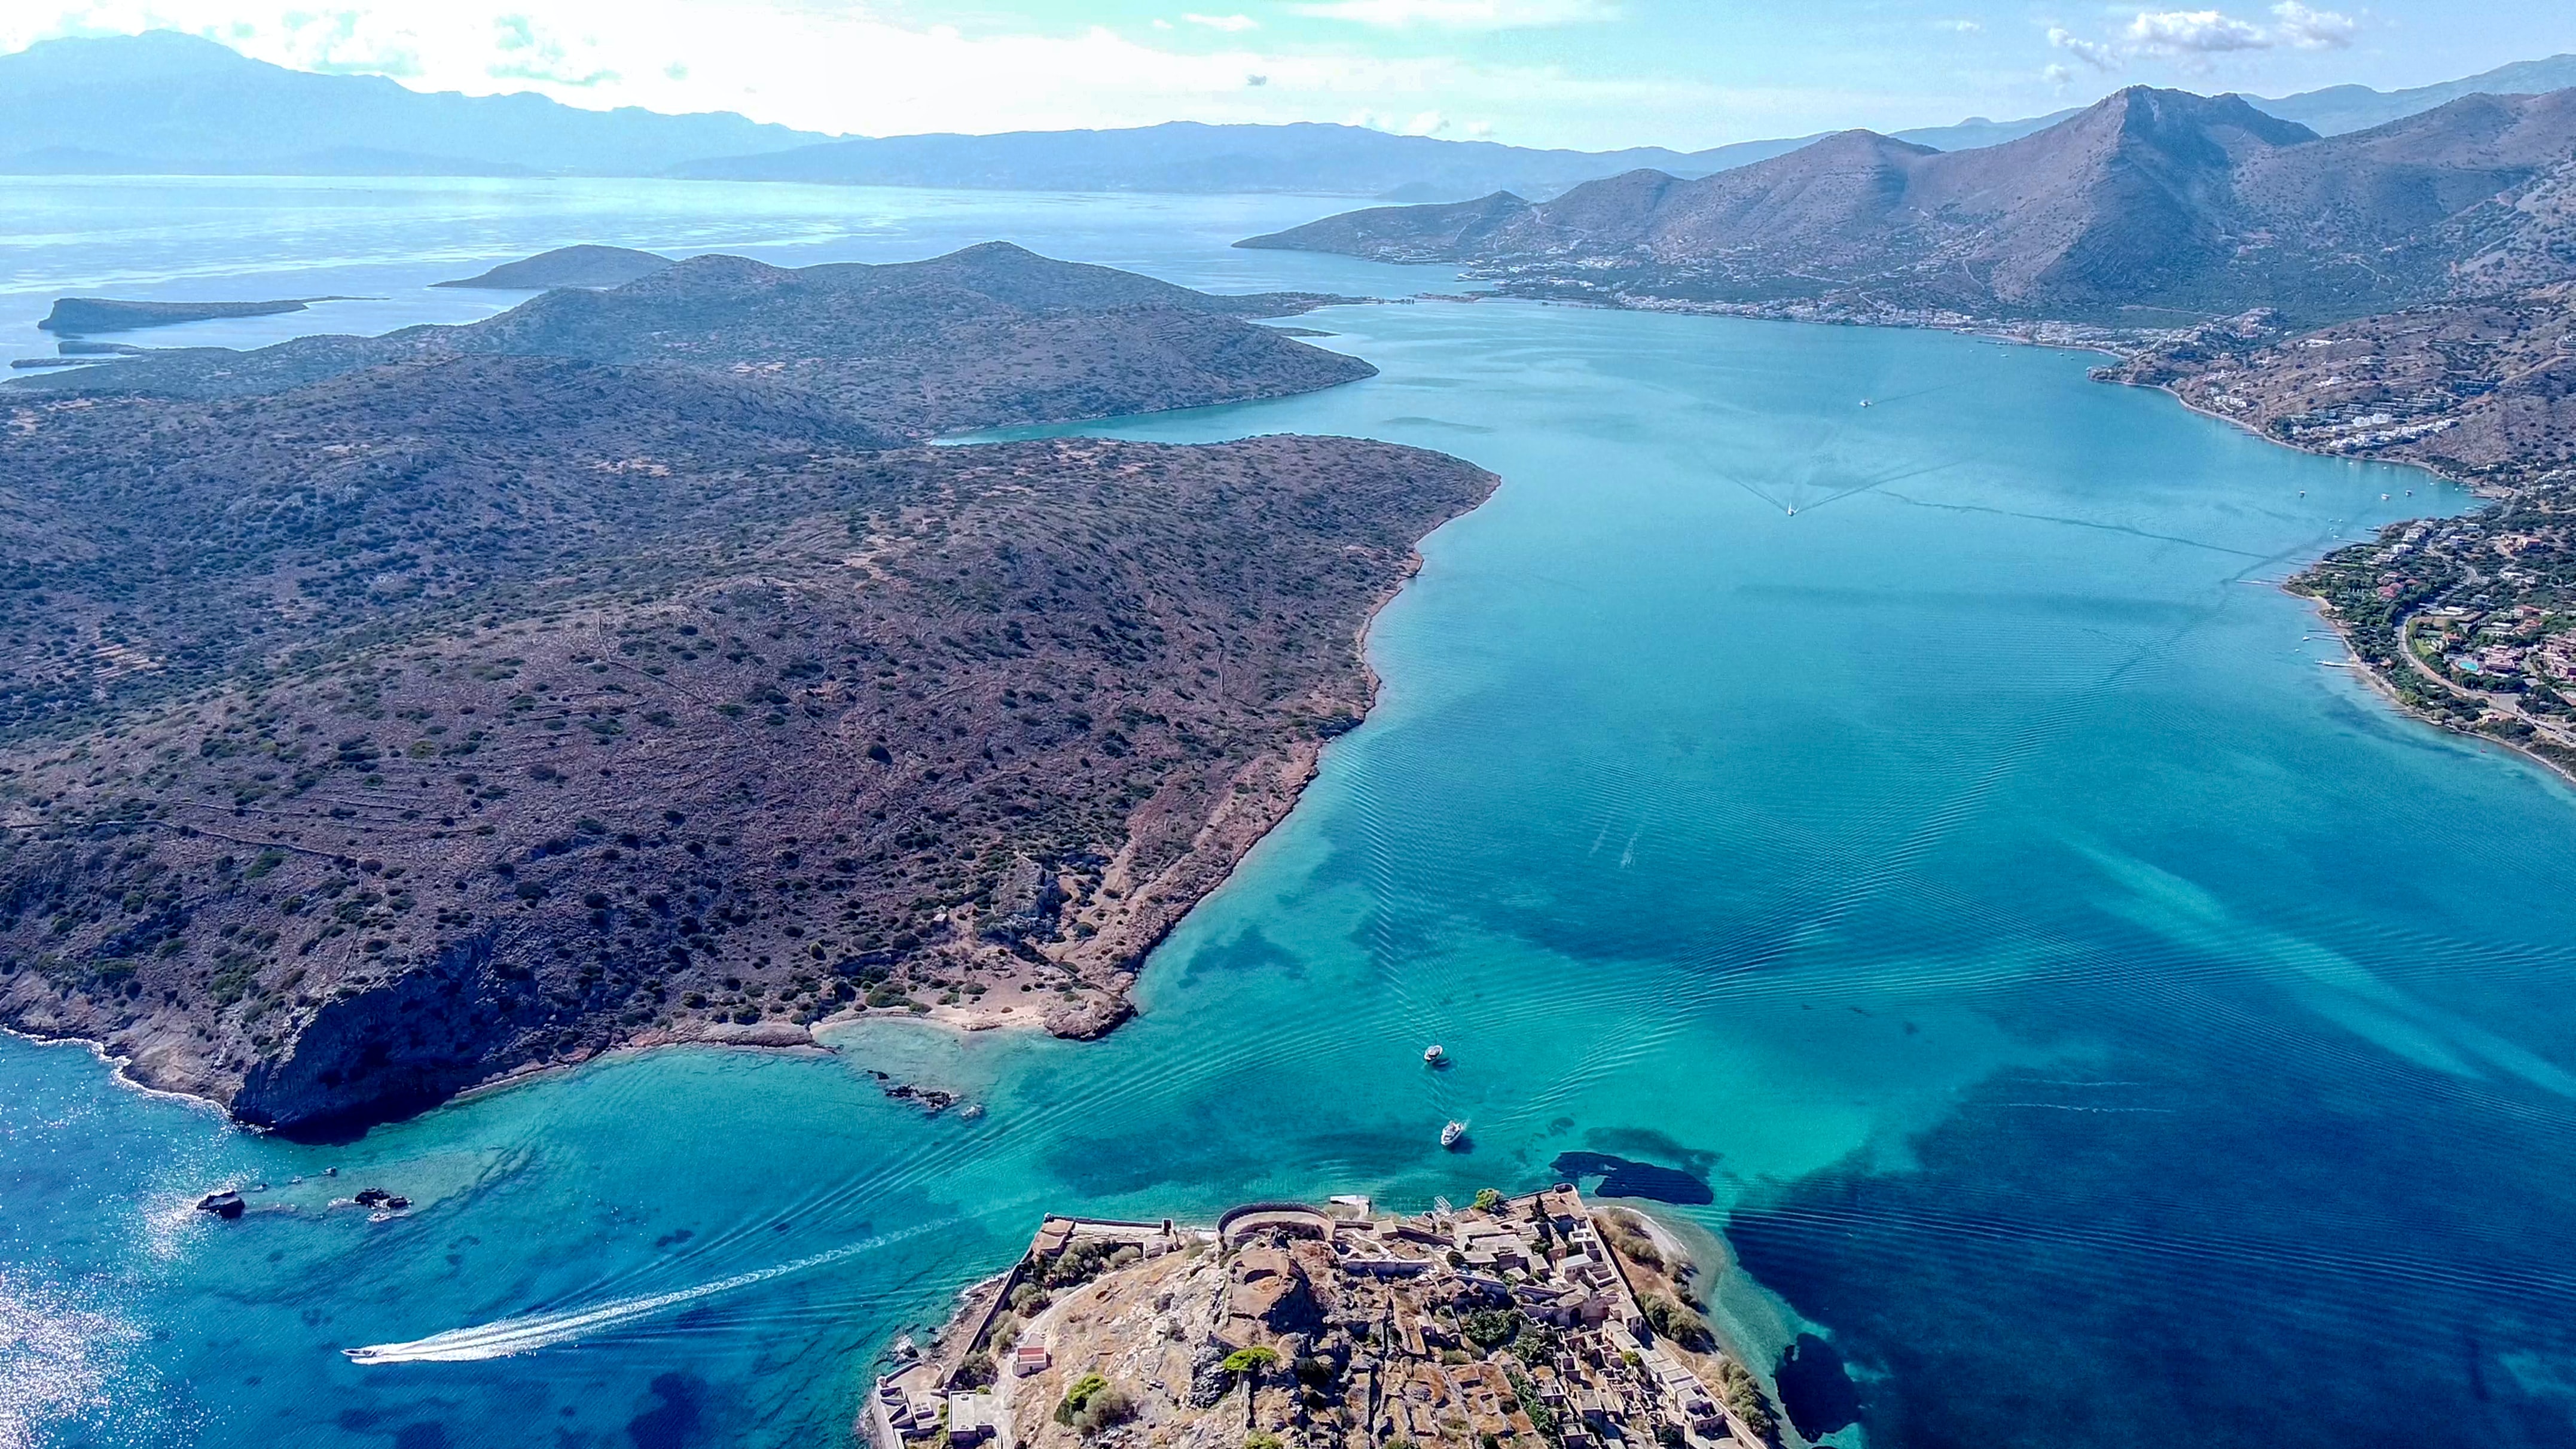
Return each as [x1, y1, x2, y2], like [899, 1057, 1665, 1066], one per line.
[2047, 26, 2121, 71]
[2125, 9, 2269, 54]
[1292, 0, 1619, 30]
[2043, 5, 2358, 71]
[1181, 13, 1259, 32]
[2269, 1, 2356, 50]
[487, 12, 616, 87]
[2042, 62, 2074, 88]
[1937, 19, 1982, 33]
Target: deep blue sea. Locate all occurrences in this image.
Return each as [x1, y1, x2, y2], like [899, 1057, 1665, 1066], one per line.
[3, 176, 2573, 1449]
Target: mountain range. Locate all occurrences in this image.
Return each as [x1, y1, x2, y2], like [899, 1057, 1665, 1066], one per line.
[0, 30, 829, 176]
[667, 121, 1726, 201]
[1242, 86, 2576, 327]
[7, 30, 2575, 202]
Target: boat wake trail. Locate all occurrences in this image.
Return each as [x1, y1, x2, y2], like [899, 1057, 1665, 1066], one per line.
[342, 1218, 950, 1365]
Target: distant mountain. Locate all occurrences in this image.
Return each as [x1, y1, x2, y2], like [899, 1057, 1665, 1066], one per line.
[1891, 111, 2083, 151]
[1241, 87, 2576, 326]
[671, 120, 1729, 200]
[2255, 54, 2576, 135]
[1730, 54, 2576, 163]
[11, 29, 2571, 202]
[0, 30, 831, 175]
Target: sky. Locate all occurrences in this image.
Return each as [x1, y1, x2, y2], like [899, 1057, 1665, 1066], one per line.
[7, 2, 2576, 150]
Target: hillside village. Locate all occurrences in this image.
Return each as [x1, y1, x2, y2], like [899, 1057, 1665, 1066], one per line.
[867, 1187, 1785, 1449]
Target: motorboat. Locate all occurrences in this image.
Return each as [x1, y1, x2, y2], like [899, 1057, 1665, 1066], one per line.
[1423, 1044, 1446, 1064]
[1440, 1119, 1468, 1150]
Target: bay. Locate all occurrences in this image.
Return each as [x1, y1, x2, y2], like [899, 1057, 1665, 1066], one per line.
[2, 178, 2573, 1449]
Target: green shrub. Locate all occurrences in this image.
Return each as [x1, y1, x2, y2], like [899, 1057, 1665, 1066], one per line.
[1039, 1240, 1116, 1289]
[1054, 1374, 1133, 1435]
[1472, 1188, 1503, 1212]
[1055, 1373, 1108, 1425]
[1716, 1359, 1777, 1440]
[1461, 1308, 1522, 1350]
[1600, 1212, 1664, 1270]
[1640, 1296, 1711, 1352]
[1510, 1319, 1562, 1365]
[1220, 1346, 1280, 1377]
[1507, 1369, 1561, 1439]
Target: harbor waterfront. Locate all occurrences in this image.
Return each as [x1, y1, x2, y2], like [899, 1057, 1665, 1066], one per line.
[4, 179, 2576, 1449]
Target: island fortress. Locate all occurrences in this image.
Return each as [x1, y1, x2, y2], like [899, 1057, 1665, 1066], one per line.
[866, 1185, 1786, 1449]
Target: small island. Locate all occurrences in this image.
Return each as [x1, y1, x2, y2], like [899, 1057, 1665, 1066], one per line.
[36, 296, 340, 333]
[871, 1185, 1784, 1449]
[431, 244, 677, 290]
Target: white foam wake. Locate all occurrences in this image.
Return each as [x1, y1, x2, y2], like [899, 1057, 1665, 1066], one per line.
[343, 1220, 942, 1365]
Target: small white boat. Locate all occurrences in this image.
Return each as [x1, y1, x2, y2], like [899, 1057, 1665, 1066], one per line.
[1423, 1044, 1446, 1064]
[1440, 1119, 1468, 1150]
[1858, 398, 1873, 408]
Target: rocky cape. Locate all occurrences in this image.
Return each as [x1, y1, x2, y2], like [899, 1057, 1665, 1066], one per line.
[0, 244, 1495, 1138]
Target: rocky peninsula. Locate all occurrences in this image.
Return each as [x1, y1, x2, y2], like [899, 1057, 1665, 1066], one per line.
[0, 243, 1493, 1137]
[871, 1186, 1786, 1449]
[37, 296, 344, 333]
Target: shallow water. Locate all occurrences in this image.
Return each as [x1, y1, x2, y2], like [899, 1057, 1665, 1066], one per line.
[4, 179, 2574, 1449]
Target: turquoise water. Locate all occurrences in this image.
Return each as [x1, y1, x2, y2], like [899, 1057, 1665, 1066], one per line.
[6, 180, 2576, 1449]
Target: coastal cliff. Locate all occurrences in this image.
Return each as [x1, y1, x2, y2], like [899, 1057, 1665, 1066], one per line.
[0, 246, 1494, 1137]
